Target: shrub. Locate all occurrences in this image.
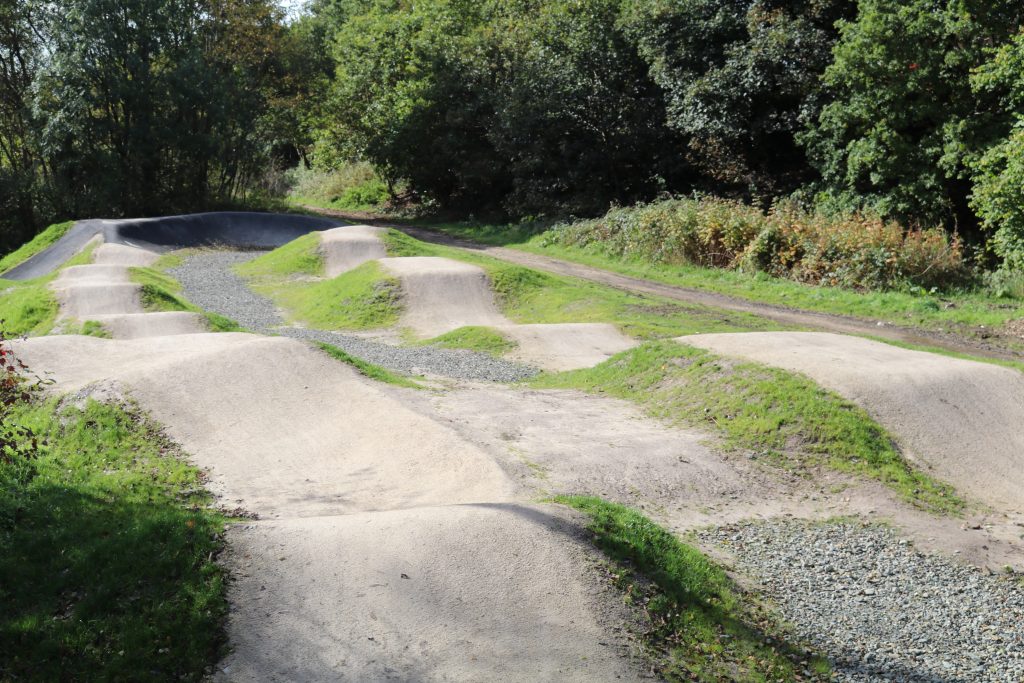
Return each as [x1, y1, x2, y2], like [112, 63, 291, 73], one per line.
[543, 197, 966, 291]
[284, 162, 391, 209]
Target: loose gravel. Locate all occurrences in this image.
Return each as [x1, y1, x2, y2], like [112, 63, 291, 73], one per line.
[699, 521, 1024, 683]
[168, 250, 538, 382]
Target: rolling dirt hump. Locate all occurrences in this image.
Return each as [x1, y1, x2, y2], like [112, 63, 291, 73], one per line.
[319, 225, 387, 277]
[683, 332, 1024, 512]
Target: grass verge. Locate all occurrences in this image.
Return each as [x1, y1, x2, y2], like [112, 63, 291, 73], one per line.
[315, 342, 423, 388]
[558, 496, 829, 682]
[383, 230, 785, 338]
[0, 242, 100, 337]
[419, 220, 1024, 352]
[0, 221, 76, 275]
[129, 267, 243, 333]
[417, 326, 516, 356]
[535, 341, 962, 514]
[0, 397, 226, 680]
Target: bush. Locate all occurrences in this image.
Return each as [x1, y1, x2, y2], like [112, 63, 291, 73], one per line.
[543, 197, 966, 291]
[284, 162, 391, 209]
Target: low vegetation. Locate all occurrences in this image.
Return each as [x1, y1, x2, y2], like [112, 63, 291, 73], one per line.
[536, 341, 962, 514]
[0, 333, 226, 681]
[129, 266, 242, 333]
[382, 229, 785, 338]
[285, 162, 392, 212]
[418, 326, 516, 356]
[0, 240, 99, 337]
[424, 217, 1024, 352]
[559, 496, 829, 682]
[316, 342, 423, 389]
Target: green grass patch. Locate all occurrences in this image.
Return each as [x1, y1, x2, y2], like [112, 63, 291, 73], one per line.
[420, 220, 1024, 352]
[418, 326, 516, 356]
[235, 233, 324, 279]
[0, 239, 104, 337]
[129, 267, 242, 333]
[0, 397, 226, 680]
[558, 496, 828, 682]
[0, 221, 76, 274]
[535, 341, 962, 514]
[239, 246, 402, 330]
[0, 278, 59, 336]
[315, 342, 423, 388]
[383, 230, 785, 338]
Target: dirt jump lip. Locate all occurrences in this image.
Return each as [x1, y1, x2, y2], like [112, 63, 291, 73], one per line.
[1, 211, 344, 281]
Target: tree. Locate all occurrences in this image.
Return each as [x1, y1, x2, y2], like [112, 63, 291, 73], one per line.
[970, 30, 1024, 270]
[800, 0, 1024, 233]
[624, 0, 855, 201]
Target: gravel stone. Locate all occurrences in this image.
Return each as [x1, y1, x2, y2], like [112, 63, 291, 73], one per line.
[698, 521, 1024, 682]
[168, 250, 538, 382]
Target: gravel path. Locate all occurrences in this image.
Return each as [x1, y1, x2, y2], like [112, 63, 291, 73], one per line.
[168, 251, 537, 382]
[699, 521, 1024, 682]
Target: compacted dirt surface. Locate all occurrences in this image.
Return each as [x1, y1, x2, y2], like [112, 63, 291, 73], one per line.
[10, 213, 1024, 682]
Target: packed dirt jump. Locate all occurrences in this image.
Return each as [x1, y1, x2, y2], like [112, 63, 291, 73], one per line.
[320, 227, 637, 370]
[683, 332, 1024, 514]
[8, 212, 1024, 681]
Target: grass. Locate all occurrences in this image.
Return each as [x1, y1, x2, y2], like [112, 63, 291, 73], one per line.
[236, 236, 403, 330]
[234, 233, 324, 278]
[535, 341, 962, 514]
[129, 266, 243, 333]
[382, 229, 785, 338]
[0, 278, 59, 336]
[315, 342, 423, 388]
[0, 240, 100, 337]
[0, 397, 226, 681]
[558, 496, 829, 682]
[417, 326, 516, 356]
[413, 220, 1024, 350]
[0, 221, 76, 275]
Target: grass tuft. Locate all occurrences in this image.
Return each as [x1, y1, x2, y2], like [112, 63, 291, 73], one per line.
[315, 342, 423, 388]
[418, 326, 516, 356]
[558, 496, 828, 682]
[536, 341, 962, 514]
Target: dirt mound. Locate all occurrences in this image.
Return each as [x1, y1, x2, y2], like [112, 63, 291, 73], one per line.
[15, 332, 644, 680]
[320, 225, 387, 277]
[15, 333, 516, 517]
[683, 332, 1024, 513]
[90, 312, 206, 338]
[218, 505, 639, 682]
[379, 256, 507, 337]
[497, 323, 636, 371]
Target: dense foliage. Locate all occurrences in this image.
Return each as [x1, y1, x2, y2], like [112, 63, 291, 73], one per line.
[0, 0, 307, 253]
[3, 0, 1024, 280]
[299, 0, 1024, 278]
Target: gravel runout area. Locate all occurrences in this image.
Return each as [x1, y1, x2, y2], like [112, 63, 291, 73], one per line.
[699, 521, 1024, 683]
[168, 251, 538, 382]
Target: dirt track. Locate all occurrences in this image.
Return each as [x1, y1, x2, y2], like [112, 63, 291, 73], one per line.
[11, 214, 1024, 681]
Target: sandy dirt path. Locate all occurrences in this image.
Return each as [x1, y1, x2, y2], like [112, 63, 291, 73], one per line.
[16, 331, 648, 682]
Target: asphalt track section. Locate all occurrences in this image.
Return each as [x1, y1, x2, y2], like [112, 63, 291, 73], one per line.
[1, 212, 343, 280]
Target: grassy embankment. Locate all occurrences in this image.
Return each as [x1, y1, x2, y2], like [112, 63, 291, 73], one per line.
[535, 341, 962, 514]
[404, 219, 1024, 353]
[128, 264, 241, 333]
[235, 228, 787, 357]
[0, 231, 99, 336]
[0, 396, 226, 680]
[560, 496, 830, 682]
